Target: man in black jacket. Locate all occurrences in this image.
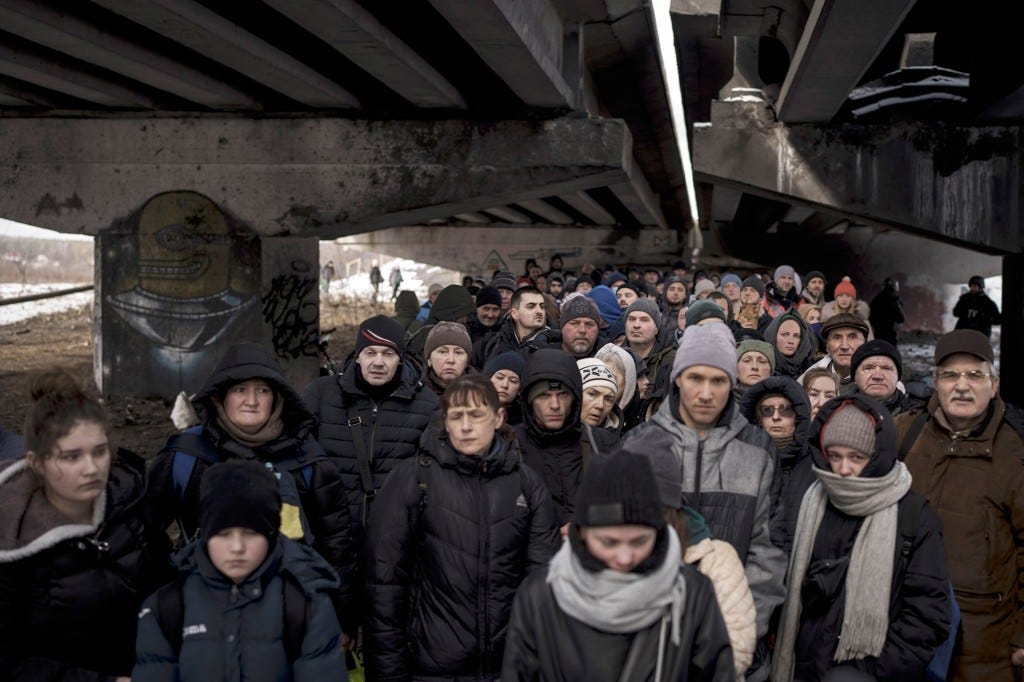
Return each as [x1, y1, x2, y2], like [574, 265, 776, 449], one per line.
[514, 349, 617, 529]
[953, 275, 1001, 339]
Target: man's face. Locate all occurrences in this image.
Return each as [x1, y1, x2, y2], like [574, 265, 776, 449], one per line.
[825, 328, 866, 374]
[775, 273, 795, 293]
[548, 280, 563, 297]
[530, 387, 574, 430]
[562, 317, 599, 357]
[721, 281, 740, 301]
[807, 277, 824, 296]
[510, 292, 546, 331]
[616, 287, 638, 310]
[476, 303, 501, 327]
[356, 345, 401, 385]
[626, 312, 658, 345]
[498, 287, 513, 311]
[854, 355, 899, 399]
[935, 353, 999, 429]
[674, 365, 731, 430]
[643, 271, 659, 284]
[665, 282, 686, 305]
[739, 286, 761, 305]
[969, 283, 982, 294]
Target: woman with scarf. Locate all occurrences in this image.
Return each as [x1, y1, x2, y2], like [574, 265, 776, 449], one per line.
[502, 449, 734, 681]
[772, 395, 951, 682]
[422, 321, 476, 401]
[765, 309, 817, 379]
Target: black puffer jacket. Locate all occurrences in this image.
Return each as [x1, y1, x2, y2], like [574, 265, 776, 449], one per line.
[792, 395, 951, 681]
[363, 424, 559, 681]
[739, 376, 815, 554]
[513, 349, 617, 525]
[470, 317, 551, 371]
[301, 358, 439, 535]
[0, 451, 171, 681]
[148, 342, 357, 632]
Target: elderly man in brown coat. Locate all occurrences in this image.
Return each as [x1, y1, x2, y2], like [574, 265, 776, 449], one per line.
[896, 329, 1024, 681]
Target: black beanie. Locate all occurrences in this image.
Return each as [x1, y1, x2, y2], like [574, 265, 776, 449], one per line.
[741, 275, 766, 297]
[199, 460, 281, 540]
[850, 339, 903, 377]
[574, 450, 664, 529]
[475, 285, 502, 309]
[355, 314, 405, 355]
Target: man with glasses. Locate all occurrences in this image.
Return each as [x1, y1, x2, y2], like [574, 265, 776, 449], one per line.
[896, 329, 1024, 681]
[849, 339, 923, 416]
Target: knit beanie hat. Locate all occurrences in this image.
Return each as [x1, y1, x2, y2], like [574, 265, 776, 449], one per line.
[199, 460, 281, 540]
[736, 339, 777, 373]
[821, 402, 876, 456]
[475, 285, 502, 309]
[968, 275, 985, 289]
[741, 275, 765, 297]
[720, 273, 742, 288]
[804, 270, 826, 284]
[671, 323, 737, 384]
[602, 271, 629, 288]
[685, 299, 727, 327]
[560, 295, 602, 328]
[834, 276, 857, 298]
[595, 343, 637, 408]
[574, 449, 664, 529]
[484, 350, 526, 379]
[424, 321, 472, 358]
[694, 279, 717, 297]
[850, 339, 903, 377]
[355, 314, 405, 355]
[623, 299, 662, 326]
[492, 271, 517, 292]
[774, 265, 796, 281]
[577, 357, 618, 395]
[430, 285, 476, 322]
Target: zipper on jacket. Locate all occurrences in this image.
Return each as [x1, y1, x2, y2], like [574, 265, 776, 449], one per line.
[954, 587, 1004, 603]
[476, 470, 491, 677]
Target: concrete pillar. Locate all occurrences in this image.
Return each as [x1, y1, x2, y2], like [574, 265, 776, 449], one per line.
[1001, 253, 1023, 405]
[95, 190, 318, 398]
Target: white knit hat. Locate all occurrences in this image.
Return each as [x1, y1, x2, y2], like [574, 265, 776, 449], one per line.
[577, 357, 618, 395]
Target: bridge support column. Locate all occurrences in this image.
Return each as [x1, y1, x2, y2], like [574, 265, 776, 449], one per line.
[95, 190, 318, 398]
[1001, 253, 1023, 406]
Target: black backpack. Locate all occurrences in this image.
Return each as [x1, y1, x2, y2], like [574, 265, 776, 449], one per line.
[153, 570, 308, 661]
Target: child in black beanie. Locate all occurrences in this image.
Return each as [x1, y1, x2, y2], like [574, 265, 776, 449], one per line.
[133, 460, 347, 681]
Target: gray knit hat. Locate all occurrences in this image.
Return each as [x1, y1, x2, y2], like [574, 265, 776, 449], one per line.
[736, 339, 776, 373]
[492, 271, 517, 292]
[623, 299, 662, 326]
[671, 323, 737, 385]
[774, 265, 796, 281]
[685, 299, 727, 327]
[821, 403, 876, 456]
[424, 321, 472, 358]
[560, 296, 602, 327]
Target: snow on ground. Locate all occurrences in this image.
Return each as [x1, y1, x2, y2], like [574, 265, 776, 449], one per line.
[326, 257, 458, 300]
[0, 283, 92, 326]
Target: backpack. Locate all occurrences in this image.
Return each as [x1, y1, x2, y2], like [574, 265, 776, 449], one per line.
[153, 570, 308, 661]
[164, 426, 318, 545]
[896, 495, 959, 682]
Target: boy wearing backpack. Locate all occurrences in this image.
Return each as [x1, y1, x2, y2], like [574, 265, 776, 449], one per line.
[134, 460, 346, 681]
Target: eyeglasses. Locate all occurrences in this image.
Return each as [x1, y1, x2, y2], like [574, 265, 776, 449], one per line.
[935, 369, 992, 384]
[758, 404, 795, 418]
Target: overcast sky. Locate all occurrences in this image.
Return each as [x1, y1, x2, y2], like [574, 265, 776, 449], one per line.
[0, 218, 92, 242]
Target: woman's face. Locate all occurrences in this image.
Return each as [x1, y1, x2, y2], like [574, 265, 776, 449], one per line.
[224, 379, 274, 433]
[757, 395, 796, 441]
[444, 397, 503, 456]
[580, 524, 657, 573]
[32, 420, 111, 513]
[826, 444, 870, 477]
[428, 345, 469, 386]
[805, 376, 837, 421]
[775, 319, 802, 357]
[836, 293, 854, 309]
[804, 308, 822, 324]
[580, 386, 616, 426]
[737, 351, 772, 387]
[489, 369, 521, 405]
[575, 280, 593, 294]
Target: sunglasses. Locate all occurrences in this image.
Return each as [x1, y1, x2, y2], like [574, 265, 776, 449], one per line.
[758, 404, 795, 418]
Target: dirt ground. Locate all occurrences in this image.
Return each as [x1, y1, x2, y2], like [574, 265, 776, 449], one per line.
[0, 295, 395, 459]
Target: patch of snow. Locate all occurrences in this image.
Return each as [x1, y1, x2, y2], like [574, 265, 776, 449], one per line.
[0, 283, 92, 326]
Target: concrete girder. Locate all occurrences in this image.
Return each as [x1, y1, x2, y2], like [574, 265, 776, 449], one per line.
[261, 0, 466, 109]
[90, 0, 359, 108]
[693, 100, 1024, 254]
[0, 91, 30, 106]
[484, 206, 533, 224]
[776, 0, 917, 123]
[427, 0, 575, 108]
[0, 116, 647, 238]
[0, 42, 155, 108]
[516, 199, 575, 224]
[0, 0, 260, 110]
[559, 191, 617, 225]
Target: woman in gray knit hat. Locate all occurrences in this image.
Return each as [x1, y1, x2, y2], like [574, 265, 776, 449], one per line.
[772, 394, 953, 682]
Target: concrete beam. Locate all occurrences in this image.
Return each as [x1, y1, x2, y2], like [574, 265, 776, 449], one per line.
[428, 0, 575, 107]
[517, 199, 574, 224]
[776, 0, 916, 123]
[0, 0, 260, 109]
[91, 0, 359, 108]
[693, 100, 1024, 253]
[0, 91, 30, 106]
[261, 0, 466, 109]
[0, 42, 155, 108]
[0, 116, 637, 238]
[559, 191, 617, 225]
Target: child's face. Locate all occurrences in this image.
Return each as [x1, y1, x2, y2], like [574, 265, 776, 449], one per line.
[207, 527, 270, 584]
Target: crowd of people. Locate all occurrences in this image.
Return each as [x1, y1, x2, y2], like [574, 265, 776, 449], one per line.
[0, 255, 1018, 682]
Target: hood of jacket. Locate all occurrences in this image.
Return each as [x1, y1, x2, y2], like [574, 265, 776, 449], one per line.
[427, 285, 475, 324]
[650, 384, 751, 450]
[764, 309, 817, 375]
[192, 342, 315, 439]
[586, 285, 622, 325]
[519, 348, 583, 442]
[808, 393, 898, 478]
[394, 290, 420, 319]
[0, 449, 145, 562]
[738, 376, 812, 466]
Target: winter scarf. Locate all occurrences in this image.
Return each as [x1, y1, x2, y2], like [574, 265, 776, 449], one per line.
[773, 462, 912, 681]
[547, 526, 686, 645]
[213, 396, 285, 449]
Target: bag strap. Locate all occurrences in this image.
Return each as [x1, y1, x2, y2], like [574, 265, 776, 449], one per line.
[616, 608, 667, 682]
[345, 402, 375, 525]
[282, 571, 309, 662]
[154, 576, 187, 655]
[415, 456, 431, 514]
[897, 494, 925, 582]
[897, 411, 930, 461]
[580, 424, 595, 468]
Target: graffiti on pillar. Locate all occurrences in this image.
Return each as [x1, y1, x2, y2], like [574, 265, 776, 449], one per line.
[261, 260, 319, 359]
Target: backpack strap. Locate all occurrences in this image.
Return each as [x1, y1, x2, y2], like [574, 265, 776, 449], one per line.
[165, 426, 224, 500]
[281, 571, 309, 663]
[154, 576, 187, 655]
[415, 456, 431, 514]
[897, 494, 925, 581]
[898, 411, 931, 461]
[345, 400, 375, 526]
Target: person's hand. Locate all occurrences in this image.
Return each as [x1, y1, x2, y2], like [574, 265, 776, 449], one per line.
[342, 633, 354, 652]
[1012, 647, 1024, 667]
[115, 677, 131, 682]
[559, 523, 569, 539]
